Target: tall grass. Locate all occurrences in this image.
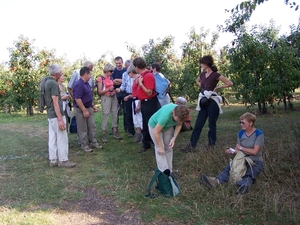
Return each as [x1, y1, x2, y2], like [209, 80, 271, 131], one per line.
[0, 102, 299, 224]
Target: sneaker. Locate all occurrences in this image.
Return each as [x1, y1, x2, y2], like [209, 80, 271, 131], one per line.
[102, 134, 108, 143]
[133, 133, 142, 143]
[91, 143, 103, 149]
[235, 184, 250, 195]
[49, 160, 58, 167]
[200, 174, 219, 189]
[113, 130, 122, 140]
[180, 143, 196, 153]
[82, 146, 93, 153]
[58, 161, 76, 168]
[128, 133, 134, 137]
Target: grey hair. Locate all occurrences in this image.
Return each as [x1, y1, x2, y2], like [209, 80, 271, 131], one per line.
[83, 61, 94, 68]
[103, 63, 115, 72]
[176, 97, 187, 105]
[127, 64, 136, 74]
[49, 64, 61, 76]
[125, 60, 132, 65]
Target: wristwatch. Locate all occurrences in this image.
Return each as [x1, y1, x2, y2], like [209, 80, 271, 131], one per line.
[239, 146, 243, 151]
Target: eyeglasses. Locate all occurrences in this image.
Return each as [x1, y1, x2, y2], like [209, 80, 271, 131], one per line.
[239, 121, 245, 125]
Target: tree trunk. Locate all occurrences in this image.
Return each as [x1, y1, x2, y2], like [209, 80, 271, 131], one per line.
[283, 94, 287, 110]
[26, 104, 34, 116]
[258, 100, 262, 114]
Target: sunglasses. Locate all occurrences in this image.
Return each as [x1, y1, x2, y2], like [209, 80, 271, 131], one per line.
[239, 121, 245, 125]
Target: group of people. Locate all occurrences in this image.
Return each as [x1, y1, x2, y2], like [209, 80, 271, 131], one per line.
[44, 55, 265, 195]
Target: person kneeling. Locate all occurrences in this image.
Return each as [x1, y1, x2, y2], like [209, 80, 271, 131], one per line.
[200, 112, 264, 195]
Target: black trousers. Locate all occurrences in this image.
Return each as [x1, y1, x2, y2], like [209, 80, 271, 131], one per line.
[124, 96, 135, 135]
[141, 97, 161, 149]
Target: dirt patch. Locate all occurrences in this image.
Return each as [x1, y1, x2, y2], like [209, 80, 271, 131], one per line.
[37, 188, 144, 225]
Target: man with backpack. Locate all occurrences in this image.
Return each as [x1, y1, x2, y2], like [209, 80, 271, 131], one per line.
[150, 63, 170, 107]
[44, 64, 76, 168]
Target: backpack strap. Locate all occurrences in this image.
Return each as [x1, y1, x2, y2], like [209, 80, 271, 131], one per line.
[145, 169, 161, 198]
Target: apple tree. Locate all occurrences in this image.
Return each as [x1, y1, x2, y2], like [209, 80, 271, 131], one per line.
[8, 35, 38, 116]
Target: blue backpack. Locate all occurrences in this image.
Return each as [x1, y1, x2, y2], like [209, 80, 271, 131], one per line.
[154, 73, 169, 99]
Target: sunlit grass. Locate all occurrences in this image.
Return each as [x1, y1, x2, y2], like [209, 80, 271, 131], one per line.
[0, 100, 299, 224]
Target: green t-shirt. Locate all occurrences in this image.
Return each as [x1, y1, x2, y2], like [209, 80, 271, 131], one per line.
[149, 103, 178, 131]
[44, 77, 64, 119]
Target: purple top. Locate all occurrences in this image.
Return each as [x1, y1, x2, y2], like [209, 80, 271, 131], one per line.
[73, 78, 93, 108]
[199, 72, 221, 92]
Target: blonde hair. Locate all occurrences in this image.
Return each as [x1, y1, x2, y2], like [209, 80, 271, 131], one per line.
[240, 112, 257, 124]
[103, 63, 115, 73]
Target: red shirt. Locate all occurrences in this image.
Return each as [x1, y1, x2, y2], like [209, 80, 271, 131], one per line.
[132, 78, 138, 98]
[137, 70, 156, 100]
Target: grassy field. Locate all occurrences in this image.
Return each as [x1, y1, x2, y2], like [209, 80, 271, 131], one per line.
[0, 101, 299, 224]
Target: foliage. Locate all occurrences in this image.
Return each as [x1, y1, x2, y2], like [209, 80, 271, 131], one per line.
[8, 35, 38, 116]
[221, 0, 299, 34]
[226, 21, 300, 114]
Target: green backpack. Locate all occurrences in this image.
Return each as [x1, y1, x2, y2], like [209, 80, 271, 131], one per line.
[145, 168, 180, 198]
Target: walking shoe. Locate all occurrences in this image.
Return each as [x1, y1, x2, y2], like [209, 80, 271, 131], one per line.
[91, 143, 103, 149]
[58, 161, 76, 168]
[102, 134, 108, 143]
[133, 133, 142, 143]
[49, 160, 58, 167]
[235, 184, 250, 195]
[82, 146, 93, 153]
[200, 174, 219, 189]
[138, 147, 149, 153]
[113, 130, 122, 140]
[180, 143, 196, 153]
[204, 144, 215, 151]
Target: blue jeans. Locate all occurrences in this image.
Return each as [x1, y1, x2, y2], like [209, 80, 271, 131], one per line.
[190, 99, 219, 147]
[216, 160, 263, 187]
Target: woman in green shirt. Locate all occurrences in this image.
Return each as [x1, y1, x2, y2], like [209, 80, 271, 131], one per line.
[148, 104, 190, 174]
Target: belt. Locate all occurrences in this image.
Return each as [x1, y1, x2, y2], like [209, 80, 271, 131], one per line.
[141, 97, 155, 102]
[126, 93, 132, 95]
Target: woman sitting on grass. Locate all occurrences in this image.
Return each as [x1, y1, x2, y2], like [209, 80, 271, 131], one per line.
[200, 112, 264, 195]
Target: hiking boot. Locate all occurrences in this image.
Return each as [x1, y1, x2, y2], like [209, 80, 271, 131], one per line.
[138, 147, 149, 153]
[91, 142, 103, 149]
[133, 133, 142, 143]
[235, 184, 250, 195]
[49, 160, 58, 167]
[58, 161, 76, 168]
[102, 134, 108, 143]
[180, 143, 196, 153]
[204, 144, 215, 151]
[113, 130, 122, 140]
[82, 146, 93, 153]
[200, 174, 219, 189]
